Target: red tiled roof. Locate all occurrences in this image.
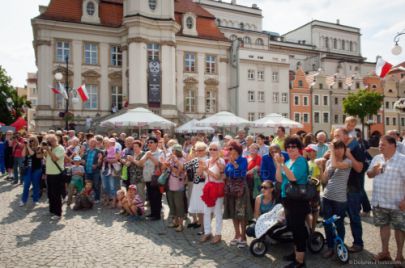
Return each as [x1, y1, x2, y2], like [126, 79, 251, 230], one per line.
[37, 0, 226, 41]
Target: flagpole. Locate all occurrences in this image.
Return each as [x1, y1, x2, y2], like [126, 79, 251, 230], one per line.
[65, 55, 69, 130]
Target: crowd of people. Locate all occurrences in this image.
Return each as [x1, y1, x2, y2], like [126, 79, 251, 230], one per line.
[0, 115, 404, 268]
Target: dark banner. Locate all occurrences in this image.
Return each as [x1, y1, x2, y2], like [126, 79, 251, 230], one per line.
[148, 60, 161, 106]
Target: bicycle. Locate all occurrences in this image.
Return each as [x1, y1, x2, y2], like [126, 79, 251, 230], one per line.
[321, 215, 350, 263]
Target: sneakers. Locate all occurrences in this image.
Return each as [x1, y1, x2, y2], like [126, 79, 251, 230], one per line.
[18, 201, 25, 207]
[50, 215, 61, 220]
[237, 240, 247, 248]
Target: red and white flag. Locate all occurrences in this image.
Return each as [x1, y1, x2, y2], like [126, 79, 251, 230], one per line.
[58, 82, 69, 100]
[76, 84, 89, 102]
[49, 85, 61, 95]
[375, 57, 393, 78]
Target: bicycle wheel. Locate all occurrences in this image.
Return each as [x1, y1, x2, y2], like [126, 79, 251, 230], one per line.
[335, 242, 349, 263]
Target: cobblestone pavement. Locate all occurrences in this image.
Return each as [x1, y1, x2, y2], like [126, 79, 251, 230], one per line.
[0, 176, 401, 268]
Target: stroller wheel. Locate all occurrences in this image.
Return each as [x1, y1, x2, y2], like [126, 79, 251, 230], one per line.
[249, 238, 268, 257]
[308, 231, 325, 253]
[335, 243, 349, 263]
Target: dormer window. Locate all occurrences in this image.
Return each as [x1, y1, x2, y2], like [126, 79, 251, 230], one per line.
[86, 2, 95, 16]
[149, 0, 157, 11]
[186, 17, 193, 29]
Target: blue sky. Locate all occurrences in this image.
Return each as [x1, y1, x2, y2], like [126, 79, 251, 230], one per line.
[1, 0, 404, 86]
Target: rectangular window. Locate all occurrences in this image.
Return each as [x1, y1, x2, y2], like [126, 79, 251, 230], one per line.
[184, 89, 196, 113]
[258, 91, 265, 102]
[205, 89, 217, 113]
[281, 93, 288, 103]
[248, 112, 255, 121]
[294, 113, 300, 123]
[273, 92, 279, 103]
[314, 112, 320, 123]
[386, 117, 390, 125]
[248, 69, 255, 80]
[298, 80, 303, 88]
[83, 84, 98, 109]
[342, 114, 346, 123]
[393, 117, 397, 126]
[205, 55, 216, 74]
[323, 96, 328, 106]
[248, 91, 255, 102]
[319, 83, 323, 89]
[385, 101, 390, 109]
[303, 96, 309, 106]
[334, 97, 338, 105]
[111, 86, 123, 110]
[323, 112, 329, 123]
[272, 71, 279, 82]
[314, 95, 319, 106]
[294, 95, 299, 105]
[303, 113, 309, 123]
[110, 45, 122, 66]
[147, 43, 160, 61]
[84, 43, 98, 65]
[258, 112, 265, 119]
[184, 52, 196, 72]
[334, 114, 339, 124]
[56, 41, 70, 63]
[401, 117, 405, 127]
[338, 81, 343, 89]
[377, 114, 382, 124]
[257, 71, 265, 81]
[356, 82, 360, 89]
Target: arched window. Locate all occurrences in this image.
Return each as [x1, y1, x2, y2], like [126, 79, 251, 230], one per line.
[243, 36, 251, 45]
[255, 38, 264, 46]
[86, 1, 95, 16]
[229, 34, 237, 41]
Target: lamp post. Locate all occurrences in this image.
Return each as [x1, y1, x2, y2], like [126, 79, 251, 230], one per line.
[54, 55, 70, 130]
[392, 30, 405, 55]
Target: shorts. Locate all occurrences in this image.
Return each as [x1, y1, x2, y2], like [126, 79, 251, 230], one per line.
[373, 206, 405, 231]
[70, 178, 84, 193]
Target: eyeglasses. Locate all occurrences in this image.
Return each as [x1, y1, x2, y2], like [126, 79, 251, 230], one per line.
[209, 148, 218, 151]
[261, 186, 271, 190]
[196, 149, 206, 152]
[286, 145, 298, 149]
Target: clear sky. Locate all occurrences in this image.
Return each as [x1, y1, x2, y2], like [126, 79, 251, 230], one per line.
[1, 0, 405, 87]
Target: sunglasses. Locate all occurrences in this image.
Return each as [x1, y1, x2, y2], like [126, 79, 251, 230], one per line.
[209, 148, 218, 151]
[196, 149, 206, 152]
[261, 186, 271, 190]
[286, 145, 298, 149]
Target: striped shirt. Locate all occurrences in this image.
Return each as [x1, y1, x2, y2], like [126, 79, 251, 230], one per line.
[368, 152, 405, 210]
[323, 158, 352, 202]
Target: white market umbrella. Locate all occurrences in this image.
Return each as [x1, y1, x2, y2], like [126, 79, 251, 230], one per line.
[196, 111, 253, 128]
[253, 113, 303, 128]
[175, 119, 215, 134]
[100, 107, 176, 129]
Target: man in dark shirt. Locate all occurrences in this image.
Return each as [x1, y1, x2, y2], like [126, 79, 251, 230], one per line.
[334, 128, 366, 253]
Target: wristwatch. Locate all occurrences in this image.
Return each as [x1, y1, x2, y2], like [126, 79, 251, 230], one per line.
[280, 163, 285, 167]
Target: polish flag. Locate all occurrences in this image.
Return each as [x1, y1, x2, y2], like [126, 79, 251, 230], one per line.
[58, 82, 69, 100]
[49, 85, 61, 95]
[375, 57, 393, 78]
[76, 84, 89, 102]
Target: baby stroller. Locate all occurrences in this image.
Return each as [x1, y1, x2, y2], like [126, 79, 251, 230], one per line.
[248, 204, 325, 257]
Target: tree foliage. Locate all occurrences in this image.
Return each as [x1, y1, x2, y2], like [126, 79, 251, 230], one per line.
[343, 89, 384, 136]
[0, 66, 31, 125]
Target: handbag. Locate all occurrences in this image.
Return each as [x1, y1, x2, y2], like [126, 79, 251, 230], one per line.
[158, 169, 170, 185]
[51, 158, 68, 182]
[285, 179, 317, 201]
[121, 165, 128, 181]
[224, 178, 245, 198]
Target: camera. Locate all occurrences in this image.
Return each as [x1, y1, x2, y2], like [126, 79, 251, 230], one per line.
[41, 141, 48, 147]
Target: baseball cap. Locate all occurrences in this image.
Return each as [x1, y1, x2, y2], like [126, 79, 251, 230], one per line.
[304, 144, 318, 153]
[172, 144, 183, 152]
[73, 156, 82, 161]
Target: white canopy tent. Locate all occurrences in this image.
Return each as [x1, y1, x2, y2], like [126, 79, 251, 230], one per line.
[100, 107, 176, 129]
[253, 113, 303, 129]
[175, 119, 215, 134]
[196, 111, 253, 128]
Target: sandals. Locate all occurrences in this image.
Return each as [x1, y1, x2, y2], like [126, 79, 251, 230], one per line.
[200, 234, 212, 243]
[175, 225, 184, 232]
[373, 252, 392, 262]
[229, 238, 240, 246]
[211, 235, 221, 244]
[167, 223, 178, 228]
[237, 240, 247, 248]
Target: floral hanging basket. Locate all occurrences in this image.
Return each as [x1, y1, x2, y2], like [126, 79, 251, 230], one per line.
[394, 98, 405, 112]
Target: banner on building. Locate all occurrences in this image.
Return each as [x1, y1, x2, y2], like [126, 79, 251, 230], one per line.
[148, 60, 161, 106]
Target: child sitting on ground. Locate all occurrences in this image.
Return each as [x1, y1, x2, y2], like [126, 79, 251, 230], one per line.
[120, 185, 144, 217]
[67, 156, 84, 205]
[116, 188, 127, 212]
[73, 181, 95, 210]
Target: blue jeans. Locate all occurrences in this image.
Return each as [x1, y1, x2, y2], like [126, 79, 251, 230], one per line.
[21, 167, 42, 203]
[101, 174, 120, 199]
[347, 192, 363, 247]
[86, 172, 101, 201]
[322, 197, 347, 249]
[13, 157, 24, 183]
[0, 157, 5, 173]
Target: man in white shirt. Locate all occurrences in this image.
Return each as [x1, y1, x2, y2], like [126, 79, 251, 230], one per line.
[367, 135, 405, 263]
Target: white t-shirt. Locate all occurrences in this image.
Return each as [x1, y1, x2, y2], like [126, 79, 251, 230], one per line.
[142, 149, 163, 182]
